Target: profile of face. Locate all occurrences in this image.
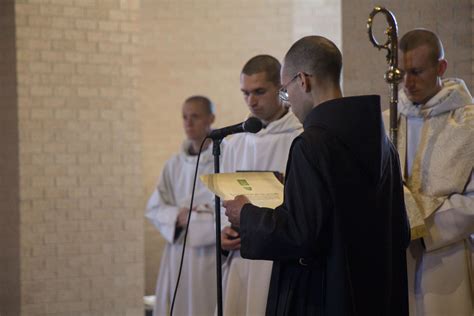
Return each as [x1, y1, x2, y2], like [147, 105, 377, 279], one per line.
[182, 101, 215, 142]
[280, 64, 311, 123]
[400, 44, 446, 104]
[240, 72, 282, 123]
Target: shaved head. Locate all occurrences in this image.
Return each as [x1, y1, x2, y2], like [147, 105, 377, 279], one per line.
[399, 29, 445, 64]
[241, 55, 281, 86]
[283, 36, 342, 85]
[184, 95, 215, 115]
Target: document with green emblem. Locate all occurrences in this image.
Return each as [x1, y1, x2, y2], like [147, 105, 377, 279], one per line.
[200, 171, 284, 208]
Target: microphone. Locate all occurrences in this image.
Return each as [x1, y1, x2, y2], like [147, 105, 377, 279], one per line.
[208, 117, 263, 140]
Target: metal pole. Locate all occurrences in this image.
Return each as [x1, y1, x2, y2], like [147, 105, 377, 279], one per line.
[212, 139, 223, 316]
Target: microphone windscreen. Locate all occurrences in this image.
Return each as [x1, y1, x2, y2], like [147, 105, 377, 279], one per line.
[243, 117, 263, 134]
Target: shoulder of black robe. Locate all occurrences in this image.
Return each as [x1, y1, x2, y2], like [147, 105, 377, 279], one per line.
[240, 133, 332, 260]
[240, 95, 410, 316]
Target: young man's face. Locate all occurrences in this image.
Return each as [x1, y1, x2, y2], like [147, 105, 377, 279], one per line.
[400, 44, 445, 104]
[182, 101, 214, 141]
[240, 72, 282, 124]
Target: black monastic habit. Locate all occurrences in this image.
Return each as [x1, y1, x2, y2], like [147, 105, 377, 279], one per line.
[240, 95, 410, 316]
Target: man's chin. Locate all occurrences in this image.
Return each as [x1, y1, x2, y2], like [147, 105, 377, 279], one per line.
[406, 94, 421, 105]
[186, 134, 198, 141]
[188, 136, 207, 143]
[251, 115, 268, 123]
[250, 110, 264, 119]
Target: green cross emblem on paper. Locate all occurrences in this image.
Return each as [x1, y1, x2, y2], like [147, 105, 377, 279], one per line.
[237, 179, 252, 191]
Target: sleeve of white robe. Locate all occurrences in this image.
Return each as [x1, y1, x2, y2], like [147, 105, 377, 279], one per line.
[423, 171, 474, 252]
[219, 141, 235, 229]
[145, 161, 180, 244]
[187, 140, 227, 247]
[186, 207, 216, 248]
[145, 158, 217, 247]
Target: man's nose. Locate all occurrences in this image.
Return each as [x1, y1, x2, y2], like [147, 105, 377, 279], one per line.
[404, 73, 415, 88]
[247, 93, 257, 106]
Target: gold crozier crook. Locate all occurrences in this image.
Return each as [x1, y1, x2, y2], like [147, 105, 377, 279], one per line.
[367, 6, 403, 148]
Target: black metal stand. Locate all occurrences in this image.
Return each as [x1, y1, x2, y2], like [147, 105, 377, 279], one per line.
[212, 139, 223, 316]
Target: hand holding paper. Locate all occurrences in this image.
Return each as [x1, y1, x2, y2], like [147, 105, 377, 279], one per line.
[223, 195, 251, 227]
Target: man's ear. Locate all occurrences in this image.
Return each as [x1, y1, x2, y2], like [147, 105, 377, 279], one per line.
[437, 59, 447, 77]
[299, 73, 312, 93]
[207, 113, 215, 126]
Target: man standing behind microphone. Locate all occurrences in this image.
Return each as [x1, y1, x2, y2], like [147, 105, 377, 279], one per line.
[220, 55, 303, 316]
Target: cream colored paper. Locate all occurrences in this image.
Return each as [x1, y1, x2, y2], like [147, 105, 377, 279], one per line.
[200, 172, 284, 208]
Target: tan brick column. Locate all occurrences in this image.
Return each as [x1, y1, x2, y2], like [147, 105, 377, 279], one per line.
[0, 0, 21, 315]
[1, 0, 145, 314]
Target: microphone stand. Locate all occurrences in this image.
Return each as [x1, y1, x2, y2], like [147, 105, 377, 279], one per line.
[212, 138, 223, 316]
[207, 118, 262, 316]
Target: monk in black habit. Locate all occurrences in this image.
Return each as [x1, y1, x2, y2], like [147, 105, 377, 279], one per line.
[224, 36, 410, 316]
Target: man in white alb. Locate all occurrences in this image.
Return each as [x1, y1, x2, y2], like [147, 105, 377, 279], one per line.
[221, 55, 303, 315]
[394, 29, 474, 316]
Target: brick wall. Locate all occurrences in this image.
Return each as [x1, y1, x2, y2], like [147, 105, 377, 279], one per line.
[342, 0, 472, 110]
[11, 0, 144, 314]
[0, 1, 21, 315]
[140, 0, 342, 295]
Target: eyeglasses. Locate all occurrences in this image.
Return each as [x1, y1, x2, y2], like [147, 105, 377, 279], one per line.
[278, 73, 299, 103]
[278, 72, 312, 103]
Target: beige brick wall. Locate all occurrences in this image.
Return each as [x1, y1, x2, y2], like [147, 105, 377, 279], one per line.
[342, 0, 472, 110]
[0, 1, 21, 315]
[140, 0, 342, 295]
[11, 0, 144, 315]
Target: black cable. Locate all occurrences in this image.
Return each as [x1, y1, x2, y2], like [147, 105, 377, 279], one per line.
[169, 137, 208, 316]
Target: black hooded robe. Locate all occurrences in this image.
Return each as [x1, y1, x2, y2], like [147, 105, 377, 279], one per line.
[239, 95, 410, 316]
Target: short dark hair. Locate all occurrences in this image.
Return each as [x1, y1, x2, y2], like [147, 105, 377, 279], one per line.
[241, 55, 281, 86]
[184, 95, 215, 114]
[399, 29, 445, 64]
[284, 36, 342, 85]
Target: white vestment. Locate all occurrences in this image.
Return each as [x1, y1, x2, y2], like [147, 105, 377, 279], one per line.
[395, 79, 474, 316]
[221, 111, 303, 316]
[146, 141, 218, 316]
